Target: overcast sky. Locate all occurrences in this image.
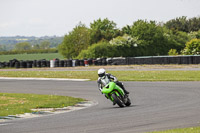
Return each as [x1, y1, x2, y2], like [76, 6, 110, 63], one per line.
[0, 0, 200, 37]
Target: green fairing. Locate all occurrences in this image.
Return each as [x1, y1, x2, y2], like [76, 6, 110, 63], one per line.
[101, 82, 125, 101]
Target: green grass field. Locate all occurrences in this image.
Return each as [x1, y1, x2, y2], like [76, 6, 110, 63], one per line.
[0, 93, 84, 116]
[0, 53, 64, 62]
[0, 70, 200, 81]
[147, 126, 200, 133]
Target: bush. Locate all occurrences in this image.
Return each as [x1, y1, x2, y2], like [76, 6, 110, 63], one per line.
[109, 34, 142, 57]
[168, 49, 178, 56]
[181, 39, 200, 55]
[77, 41, 116, 59]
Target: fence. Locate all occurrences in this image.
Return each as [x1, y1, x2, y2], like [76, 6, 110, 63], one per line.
[0, 55, 200, 69]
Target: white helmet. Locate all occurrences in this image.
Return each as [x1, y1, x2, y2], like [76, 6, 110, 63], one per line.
[98, 68, 106, 77]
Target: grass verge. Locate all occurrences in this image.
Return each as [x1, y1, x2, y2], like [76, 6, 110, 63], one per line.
[148, 126, 200, 133]
[0, 70, 200, 81]
[0, 93, 84, 116]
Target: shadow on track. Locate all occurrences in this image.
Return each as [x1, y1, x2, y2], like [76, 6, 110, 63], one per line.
[101, 104, 138, 110]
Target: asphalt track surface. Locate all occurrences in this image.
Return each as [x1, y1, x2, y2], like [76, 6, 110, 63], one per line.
[0, 79, 200, 133]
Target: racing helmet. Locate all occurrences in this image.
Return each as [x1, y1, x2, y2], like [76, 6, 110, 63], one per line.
[98, 68, 106, 77]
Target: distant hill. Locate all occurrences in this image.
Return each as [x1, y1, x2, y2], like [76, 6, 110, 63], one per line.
[0, 36, 63, 51]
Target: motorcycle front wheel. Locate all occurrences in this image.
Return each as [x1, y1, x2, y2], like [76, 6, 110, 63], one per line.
[125, 97, 131, 106]
[112, 93, 125, 107]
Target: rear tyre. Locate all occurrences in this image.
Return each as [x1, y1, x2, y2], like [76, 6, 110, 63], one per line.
[112, 93, 125, 107]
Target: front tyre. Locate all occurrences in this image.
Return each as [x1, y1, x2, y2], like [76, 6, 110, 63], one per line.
[112, 93, 125, 107]
[125, 97, 131, 106]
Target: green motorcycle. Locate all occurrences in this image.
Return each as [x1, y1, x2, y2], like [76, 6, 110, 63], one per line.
[101, 82, 131, 107]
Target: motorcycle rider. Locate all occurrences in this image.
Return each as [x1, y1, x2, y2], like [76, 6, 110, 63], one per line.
[97, 68, 129, 95]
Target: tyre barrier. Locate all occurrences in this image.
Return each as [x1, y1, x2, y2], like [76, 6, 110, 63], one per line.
[59, 60, 64, 67]
[66, 60, 72, 67]
[107, 58, 113, 65]
[64, 60, 67, 67]
[72, 59, 80, 67]
[88, 58, 93, 65]
[33, 60, 37, 67]
[84, 60, 88, 66]
[20, 61, 27, 68]
[0, 62, 4, 68]
[93, 60, 98, 65]
[127, 55, 200, 65]
[54, 59, 59, 67]
[5, 62, 10, 67]
[15, 61, 20, 68]
[80, 60, 85, 66]
[36, 60, 41, 68]
[102, 58, 107, 65]
[112, 57, 126, 65]
[9, 59, 16, 67]
[41, 59, 47, 67]
[1, 55, 200, 69]
[193, 56, 200, 64]
[97, 58, 102, 65]
[27, 61, 33, 68]
[47, 61, 50, 67]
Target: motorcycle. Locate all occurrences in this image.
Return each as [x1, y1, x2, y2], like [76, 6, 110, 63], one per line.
[101, 82, 131, 107]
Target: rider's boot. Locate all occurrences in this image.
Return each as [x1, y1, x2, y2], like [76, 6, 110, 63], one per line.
[116, 81, 130, 94]
[121, 86, 129, 94]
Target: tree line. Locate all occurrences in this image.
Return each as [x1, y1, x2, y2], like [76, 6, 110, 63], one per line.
[0, 41, 58, 55]
[59, 16, 200, 59]
[0, 36, 63, 52]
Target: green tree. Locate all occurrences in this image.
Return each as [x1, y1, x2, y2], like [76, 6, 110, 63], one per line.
[181, 39, 200, 55]
[122, 25, 132, 35]
[59, 23, 90, 58]
[0, 45, 6, 51]
[33, 44, 40, 49]
[165, 16, 188, 32]
[89, 18, 120, 44]
[131, 20, 169, 55]
[15, 42, 31, 50]
[187, 17, 200, 32]
[40, 41, 50, 49]
[188, 30, 200, 39]
[164, 29, 190, 52]
[165, 16, 200, 33]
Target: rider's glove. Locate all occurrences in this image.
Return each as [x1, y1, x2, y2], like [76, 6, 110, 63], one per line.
[99, 88, 103, 94]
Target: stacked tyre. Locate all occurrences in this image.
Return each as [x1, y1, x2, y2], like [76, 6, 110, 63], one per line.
[79, 60, 85, 66]
[66, 60, 72, 67]
[27, 61, 33, 68]
[59, 60, 64, 67]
